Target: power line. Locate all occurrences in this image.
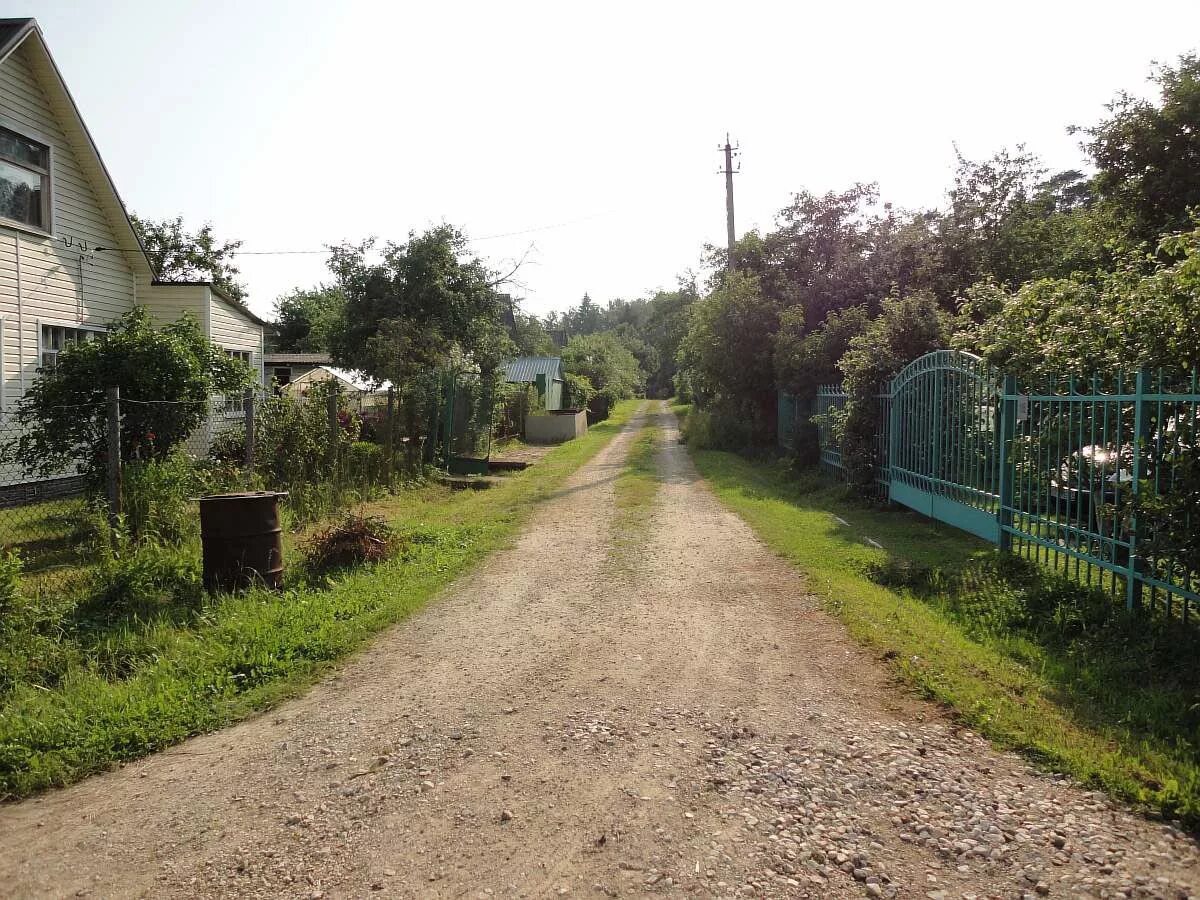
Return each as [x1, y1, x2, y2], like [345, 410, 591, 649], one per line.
[93, 211, 614, 258]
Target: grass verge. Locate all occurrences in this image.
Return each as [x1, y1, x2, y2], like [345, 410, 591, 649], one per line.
[610, 412, 660, 565]
[673, 404, 1200, 826]
[0, 400, 641, 800]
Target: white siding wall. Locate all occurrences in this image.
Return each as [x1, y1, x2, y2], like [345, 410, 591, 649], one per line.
[140, 279, 207, 328]
[0, 41, 137, 411]
[210, 294, 264, 384]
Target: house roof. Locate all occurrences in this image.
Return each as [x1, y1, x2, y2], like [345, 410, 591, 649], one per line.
[0, 19, 154, 280]
[264, 352, 332, 365]
[292, 365, 391, 394]
[503, 356, 564, 383]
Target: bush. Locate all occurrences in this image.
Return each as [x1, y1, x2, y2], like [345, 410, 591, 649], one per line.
[587, 386, 621, 423]
[562, 373, 595, 411]
[679, 402, 766, 451]
[122, 449, 239, 544]
[345, 441, 387, 485]
[303, 514, 400, 574]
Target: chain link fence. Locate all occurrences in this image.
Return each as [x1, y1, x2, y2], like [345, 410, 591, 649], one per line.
[0, 380, 423, 598]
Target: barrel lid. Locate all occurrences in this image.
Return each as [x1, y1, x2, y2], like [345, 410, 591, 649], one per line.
[195, 491, 289, 501]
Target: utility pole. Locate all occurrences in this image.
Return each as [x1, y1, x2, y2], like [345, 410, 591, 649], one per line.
[718, 134, 739, 271]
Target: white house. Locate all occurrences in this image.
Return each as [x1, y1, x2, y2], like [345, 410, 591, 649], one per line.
[0, 17, 265, 427]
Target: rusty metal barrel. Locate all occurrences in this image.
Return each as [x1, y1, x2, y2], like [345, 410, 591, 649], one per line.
[199, 492, 285, 592]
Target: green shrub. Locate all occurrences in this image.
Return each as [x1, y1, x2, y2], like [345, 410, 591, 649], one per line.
[587, 386, 621, 423]
[345, 441, 387, 486]
[122, 449, 239, 544]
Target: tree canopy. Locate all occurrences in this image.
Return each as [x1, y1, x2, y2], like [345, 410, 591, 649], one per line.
[132, 215, 247, 302]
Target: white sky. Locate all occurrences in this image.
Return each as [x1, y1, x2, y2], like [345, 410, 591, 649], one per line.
[22, 0, 1200, 321]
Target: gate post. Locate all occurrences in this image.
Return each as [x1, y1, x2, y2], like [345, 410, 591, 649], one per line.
[997, 375, 1016, 552]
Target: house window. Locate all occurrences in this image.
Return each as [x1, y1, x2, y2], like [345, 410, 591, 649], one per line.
[40, 323, 102, 370]
[224, 349, 253, 414]
[272, 366, 292, 389]
[0, 126, 50, 231]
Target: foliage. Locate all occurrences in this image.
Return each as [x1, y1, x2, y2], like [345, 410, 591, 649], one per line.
[510, 310, 555, 357]
[270, 285, 346, 353]
[303, 514, 399, 574]
[691, 449, 1200, 826]
[955, 225, 1200, 376]
[774, 304, 871, 397]
[3, 307, 251, 481]
[328, 226, 512, 390]
[121, 449, 240, 544]
[131, 214, 247, 302]
[837, 294, 948, 493]
[1080, 53, 1200, 246]
[561, 332, 643, 399]
[676, 271, 779, 445]
[562, 372, 595, 410]
[252, 380, 360, 518]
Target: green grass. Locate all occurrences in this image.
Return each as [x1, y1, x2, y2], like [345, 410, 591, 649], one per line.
[673, 405, 1200, 825]
[610, 417, 660, 564]
[0, 400, 640, 799]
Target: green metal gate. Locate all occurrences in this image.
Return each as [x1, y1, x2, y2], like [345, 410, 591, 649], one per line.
[887, 350, 1002, 542]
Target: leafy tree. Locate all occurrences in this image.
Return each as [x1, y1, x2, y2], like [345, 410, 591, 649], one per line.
[271, 285, 345, 352]
[326, 226, 514, 462]
[328, 226, 509, 383]
[955, 224, 1200, 378]
[676, 272, 780, 443]
[4, 307, 251, 481]
[1081, 53, 1200, 245]
[131, 214, 247, 302]
[511, 311, 555, 356]
[774, 304, 871, 398]
[561, 332, 643, 398]
[837, 294, 948, 493]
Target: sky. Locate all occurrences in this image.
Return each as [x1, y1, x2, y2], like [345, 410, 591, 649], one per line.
[20, 0, 1200, 321]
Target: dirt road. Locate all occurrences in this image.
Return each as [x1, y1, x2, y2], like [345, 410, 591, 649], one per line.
[1, 402, 1197, 899]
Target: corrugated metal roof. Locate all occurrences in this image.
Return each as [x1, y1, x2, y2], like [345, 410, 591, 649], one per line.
[264, 352, 333, 365]
[503, 356, 564, 383]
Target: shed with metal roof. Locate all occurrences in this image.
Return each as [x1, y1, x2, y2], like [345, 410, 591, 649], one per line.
[502, 357, 565, 410]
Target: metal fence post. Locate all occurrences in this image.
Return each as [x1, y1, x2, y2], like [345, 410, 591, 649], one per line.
[243, 387, 255, 475]
[385, 386, 395, 489]
[105, 385, 121, 524]
[997, 375, 1016, 552]
[1125, 367, 1151, 611]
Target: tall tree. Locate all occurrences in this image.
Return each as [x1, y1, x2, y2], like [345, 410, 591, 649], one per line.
[131, 215, 247, 302]
[1081, 53, 1200, 245]
[271, 285, 346, 352]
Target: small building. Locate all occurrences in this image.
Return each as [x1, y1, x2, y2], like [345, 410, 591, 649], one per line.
[503, 356, 565, 410]
[263, 352, 332, 389]
[286, 364, 391, 411]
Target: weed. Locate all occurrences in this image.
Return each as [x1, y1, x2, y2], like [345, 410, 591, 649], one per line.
[303, 514, 400, 575]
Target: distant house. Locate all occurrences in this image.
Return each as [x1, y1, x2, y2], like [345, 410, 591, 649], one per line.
[263, 352, 332, 388]
[503, 356, 565, 410]
[286, 364, 391, 411]
[0, 18, 266, 484]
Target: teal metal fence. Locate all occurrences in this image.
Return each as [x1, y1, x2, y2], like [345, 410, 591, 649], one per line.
[805, 352, 1200, 618]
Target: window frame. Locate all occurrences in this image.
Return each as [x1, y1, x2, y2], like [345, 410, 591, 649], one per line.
[37, 319, 106, 372]
[0, 120, 53, 236]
